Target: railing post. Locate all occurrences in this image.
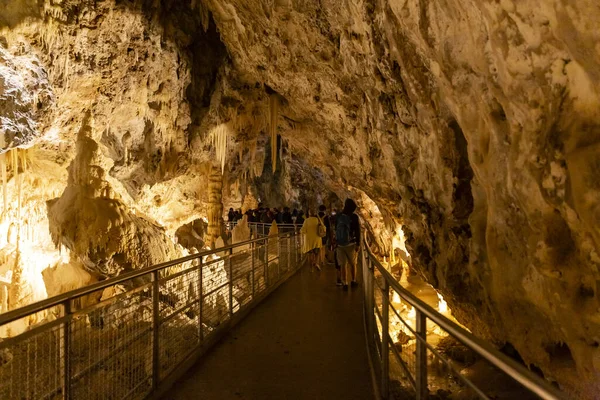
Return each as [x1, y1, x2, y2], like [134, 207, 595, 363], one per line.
[416, 310, 428, 400]
[251, 241, 255, 297]
[198, 258, 204, 341]
[368, 258, 375, 343]
[264, 238, 269, 287]
[152, 271, 160, 390]
[277, 234, 281, 278]
[229, 248, 234, 317]
[62, 300, 71, 400]
[381, 279, 390, 399]
[287, 234, 291, 271]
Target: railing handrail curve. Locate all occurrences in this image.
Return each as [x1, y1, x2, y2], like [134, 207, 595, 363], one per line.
[0, 230, 297, 327]
[362, 240, 566, 400]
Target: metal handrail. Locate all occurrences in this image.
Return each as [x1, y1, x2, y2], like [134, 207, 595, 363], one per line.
[361, 239, 566, 400]
[0, 231, 291, 326]
[0, 230, 304, 400]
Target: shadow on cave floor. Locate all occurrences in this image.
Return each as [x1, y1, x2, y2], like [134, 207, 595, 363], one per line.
[164, 263, 374, 400]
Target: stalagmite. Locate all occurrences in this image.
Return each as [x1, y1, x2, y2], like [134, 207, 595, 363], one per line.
[122, 132, 132, 164]
[269, 94, 278, 172]
[0, 285, 7, 313]
[17, 150, 22, 222]
[206, 164, 224, 249]
[1, 153, 6, 213]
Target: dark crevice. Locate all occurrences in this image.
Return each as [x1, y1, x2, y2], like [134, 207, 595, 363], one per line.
[450, 119, 474, 221]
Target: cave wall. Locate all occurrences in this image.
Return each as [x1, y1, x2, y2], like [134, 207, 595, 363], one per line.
[0, 0, 599, 397]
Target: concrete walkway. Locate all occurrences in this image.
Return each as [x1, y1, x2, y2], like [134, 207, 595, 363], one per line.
[165, 263, 374, 400]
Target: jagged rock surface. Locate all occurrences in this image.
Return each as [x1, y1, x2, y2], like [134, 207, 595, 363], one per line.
[0, 0, 599, 397]
[47, 117, 182, 276]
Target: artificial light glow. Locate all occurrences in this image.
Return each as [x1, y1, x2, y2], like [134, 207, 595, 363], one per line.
[392, 291, 401, 304]
[408, 306, 416, 319]
[437, 292, 449, 313]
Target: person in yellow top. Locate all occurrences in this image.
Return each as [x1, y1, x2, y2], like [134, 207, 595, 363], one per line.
[300, 210, 323, 270]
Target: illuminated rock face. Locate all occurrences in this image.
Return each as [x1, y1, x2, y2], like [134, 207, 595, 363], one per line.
[0, 0, 599, 397]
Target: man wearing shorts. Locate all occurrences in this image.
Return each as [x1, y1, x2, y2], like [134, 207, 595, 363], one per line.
[335, 199, 360, 290]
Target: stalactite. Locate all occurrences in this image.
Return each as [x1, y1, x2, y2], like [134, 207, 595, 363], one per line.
[249, 139, 257, 178]
[279, 136, 283, 168]
[209, 124, 229, 174]
[269, 94, 279, 172]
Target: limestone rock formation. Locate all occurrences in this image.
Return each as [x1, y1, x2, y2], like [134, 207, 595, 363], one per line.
[0, 0, 598, 397]
[47, 116, 182, 276]
[0, 45, 52, 151]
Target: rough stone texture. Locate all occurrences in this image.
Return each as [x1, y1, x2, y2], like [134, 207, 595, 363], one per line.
[0, 45, 52, 151]
[47, 115, 182, 276]
[0, 0, 599, 397]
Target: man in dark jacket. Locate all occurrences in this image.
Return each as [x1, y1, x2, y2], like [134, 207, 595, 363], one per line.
[335, 199, 360, 290]
[281, 207, 293, 224]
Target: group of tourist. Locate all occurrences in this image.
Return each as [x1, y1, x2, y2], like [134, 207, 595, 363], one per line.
[300, 199, 360, 291]
[228, 204, 310, 226]
[227, 199, 361, 290]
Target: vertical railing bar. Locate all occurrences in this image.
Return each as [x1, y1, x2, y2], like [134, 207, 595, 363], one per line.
[264, 238, 269, 287]
[251, 241, 255, 298]
[198, 258, 204, 342]
[416, 310, 428, 400]
[151, 271, 160, 390]
[62, 300, 71, 400]
[277, 232, 281, 279]
[286, 234, 292, 271]
[381, 279, 390, 399]
[229, 248, 234, 317]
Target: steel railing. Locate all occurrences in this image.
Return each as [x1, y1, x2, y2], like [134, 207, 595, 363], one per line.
[360, 239, 566, 400]
[226, 221, 299, 238]
[0, 230, 304, 400]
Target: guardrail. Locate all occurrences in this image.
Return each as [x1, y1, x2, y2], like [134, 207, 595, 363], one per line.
[360, 240, 566, 400]
[0, 230, 304, 400]
[226, 221, 299, 237]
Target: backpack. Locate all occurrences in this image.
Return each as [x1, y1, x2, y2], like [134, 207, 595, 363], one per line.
[317, 217, 327, 238]
[336, 213, 352, 246]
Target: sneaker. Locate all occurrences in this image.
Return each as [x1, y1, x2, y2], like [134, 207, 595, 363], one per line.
[351, 281, 358, 288]
[343, 284, 349, 291]
[336, 279, 343, 286]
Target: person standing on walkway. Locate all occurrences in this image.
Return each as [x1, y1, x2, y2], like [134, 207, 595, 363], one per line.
[336, 199, 360, 290]
[329, 208, 343, 286]
[300, 210, 323, 271]
[295, 210, 305, 226]
[282, 207, 293, 224]
[317, 205, 329, 268]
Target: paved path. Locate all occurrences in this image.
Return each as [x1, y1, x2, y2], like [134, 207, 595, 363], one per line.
[165, 263, 373, 400]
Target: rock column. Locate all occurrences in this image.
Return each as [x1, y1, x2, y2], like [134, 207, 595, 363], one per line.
[207, 164, 224, 249]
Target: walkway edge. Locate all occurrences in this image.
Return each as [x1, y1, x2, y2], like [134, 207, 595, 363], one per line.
[150, 261, 305, 400]
[363, 286, 382, 400]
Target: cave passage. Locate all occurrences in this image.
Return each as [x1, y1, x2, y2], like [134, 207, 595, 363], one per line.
[1, 0, 598, 398]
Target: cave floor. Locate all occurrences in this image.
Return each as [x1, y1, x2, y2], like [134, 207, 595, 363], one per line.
[164, 262, 374, 400]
